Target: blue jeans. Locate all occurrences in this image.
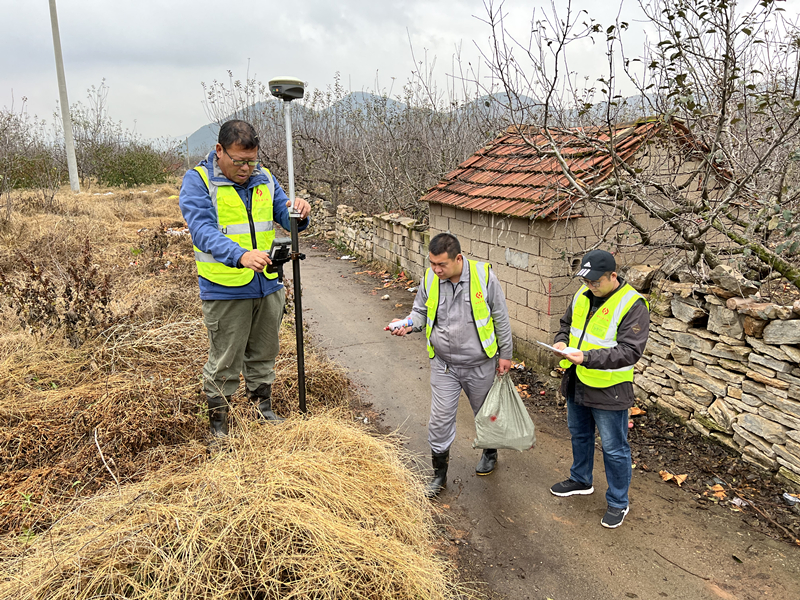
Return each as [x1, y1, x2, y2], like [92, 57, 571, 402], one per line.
[567, 397, 631, 508]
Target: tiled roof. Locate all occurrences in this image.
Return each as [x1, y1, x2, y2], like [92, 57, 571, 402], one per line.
[420, 117, 678, 220]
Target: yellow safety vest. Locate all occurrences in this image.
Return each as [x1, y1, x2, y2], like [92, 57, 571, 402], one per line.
[424, 259, 498, 359]
[192, 164, 277, 286]
[560, 283, 648, 388]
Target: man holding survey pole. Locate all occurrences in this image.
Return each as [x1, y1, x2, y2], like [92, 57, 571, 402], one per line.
[180, 120, 311, 436]
[549, 249, 649, 529]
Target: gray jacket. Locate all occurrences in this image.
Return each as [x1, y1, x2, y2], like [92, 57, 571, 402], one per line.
[410, 261, 513, 367]
[554, 279, 650, 410]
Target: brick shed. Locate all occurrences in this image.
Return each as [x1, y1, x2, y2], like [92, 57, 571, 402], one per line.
[420, 117, 724, 366]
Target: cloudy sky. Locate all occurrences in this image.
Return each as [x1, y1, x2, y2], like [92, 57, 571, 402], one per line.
[0, 0, 708, 141]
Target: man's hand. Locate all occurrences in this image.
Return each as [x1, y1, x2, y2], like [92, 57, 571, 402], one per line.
[497, 358, 511, 375]
[287, 198, 311, 219]
[552, 341, 583, 364]
[239, 250, 272, 273]
[562, 349, 584, 365]
[388, 319, 411, 337]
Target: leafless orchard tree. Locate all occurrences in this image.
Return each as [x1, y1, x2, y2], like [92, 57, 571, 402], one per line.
[202, 60, 510, 220]
[475, 0, 800, 290]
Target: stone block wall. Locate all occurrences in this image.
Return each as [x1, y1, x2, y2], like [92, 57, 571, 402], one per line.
[308, 200, 428, 284]
[635, 279, 800, 490]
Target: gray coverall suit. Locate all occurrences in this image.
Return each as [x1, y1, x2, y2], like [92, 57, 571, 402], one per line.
[409, 261, 513, 453]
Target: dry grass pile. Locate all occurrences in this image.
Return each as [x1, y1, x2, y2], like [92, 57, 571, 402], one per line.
[0, 415, 462, 600]
[0, 185, 352, 535]
[0, 316, 352, 535]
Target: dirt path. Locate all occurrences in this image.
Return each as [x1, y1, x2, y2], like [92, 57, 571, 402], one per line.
[300, 243, 800, 600]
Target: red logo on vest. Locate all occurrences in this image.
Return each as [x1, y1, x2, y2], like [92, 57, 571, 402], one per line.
[476, 292, 483, 299]
[602, 307, 610, 315]
[256, 189, 263, 197]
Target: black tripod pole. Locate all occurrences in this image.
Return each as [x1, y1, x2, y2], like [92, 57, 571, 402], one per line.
[272, 78, 307, 413]
[289, 212, 306, 413]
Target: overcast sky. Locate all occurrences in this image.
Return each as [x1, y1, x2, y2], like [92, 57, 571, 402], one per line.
[1, 0, 779, 142]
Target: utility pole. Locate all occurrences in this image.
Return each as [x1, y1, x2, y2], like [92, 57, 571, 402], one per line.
[48, 0, 80, 193]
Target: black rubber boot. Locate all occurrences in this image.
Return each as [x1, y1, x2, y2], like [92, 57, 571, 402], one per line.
[206, 396, 229, 437]
[476, 449, 498, 476]
[425, 450, 449, 498]
[248, 383, 284, 422]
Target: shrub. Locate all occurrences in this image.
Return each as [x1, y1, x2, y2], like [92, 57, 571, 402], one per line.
[95, 143, 171, 188]
[0, 239, 127, 347]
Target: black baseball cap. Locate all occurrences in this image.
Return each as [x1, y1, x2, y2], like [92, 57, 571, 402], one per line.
[575, 249, 616, 280]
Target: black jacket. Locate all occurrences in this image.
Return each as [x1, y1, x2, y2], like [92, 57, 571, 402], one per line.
[554, 278, 650, 410]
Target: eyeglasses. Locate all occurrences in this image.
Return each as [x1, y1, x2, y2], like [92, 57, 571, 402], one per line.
[222, 147, 259, 167]
[580, 277, 603, 287]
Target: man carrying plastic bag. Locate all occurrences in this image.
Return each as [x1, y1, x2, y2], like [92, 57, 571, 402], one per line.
[387, 233, 513, 497]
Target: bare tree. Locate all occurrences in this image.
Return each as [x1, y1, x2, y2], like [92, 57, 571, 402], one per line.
[476, 0, 800, 290]
[201, 60, 510, 220]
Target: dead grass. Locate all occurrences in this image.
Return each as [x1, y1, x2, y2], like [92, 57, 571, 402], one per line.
[0, 416, 461, 600]
[0, 184, 470, 599]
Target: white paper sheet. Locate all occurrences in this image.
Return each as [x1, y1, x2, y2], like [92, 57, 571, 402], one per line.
[535, 341, 579, 356]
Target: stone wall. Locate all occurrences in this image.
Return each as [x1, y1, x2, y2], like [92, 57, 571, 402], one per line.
[308, 200, 428, 284]
[633, 268, 800, 490]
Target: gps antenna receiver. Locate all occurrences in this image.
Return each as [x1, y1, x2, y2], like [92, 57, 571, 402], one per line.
[269, 77, 305, 101]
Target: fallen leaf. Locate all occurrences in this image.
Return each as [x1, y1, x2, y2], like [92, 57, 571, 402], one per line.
[630, 406, 646, 416]
[394, 303, 404, 308]
[659, 471, 688, 486]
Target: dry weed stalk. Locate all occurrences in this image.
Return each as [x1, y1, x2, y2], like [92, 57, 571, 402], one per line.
[1, 416, 465, 600]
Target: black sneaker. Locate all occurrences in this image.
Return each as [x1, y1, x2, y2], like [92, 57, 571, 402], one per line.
[550, 479, 594, 497]
[601, 505, 629, 529]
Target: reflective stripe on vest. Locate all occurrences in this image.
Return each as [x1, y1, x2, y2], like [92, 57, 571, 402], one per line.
[424, 259, 498, 359]
[192, 165, 277, 286]
[559, 283, 648, 388]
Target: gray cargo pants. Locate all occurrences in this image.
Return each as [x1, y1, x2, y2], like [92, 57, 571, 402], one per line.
[428, 355, 496, 453]
[201, 288, 285, 398]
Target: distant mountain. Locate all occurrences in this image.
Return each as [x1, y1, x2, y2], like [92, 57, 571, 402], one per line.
[181, 123, 219, 157]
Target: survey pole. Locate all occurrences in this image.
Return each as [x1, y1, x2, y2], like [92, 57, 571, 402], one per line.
[270, 77, 307, 413]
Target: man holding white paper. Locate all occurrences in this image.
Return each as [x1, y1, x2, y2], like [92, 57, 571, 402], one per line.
[549, 249, 649, 529]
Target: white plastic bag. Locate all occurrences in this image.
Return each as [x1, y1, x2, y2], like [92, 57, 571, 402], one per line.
[473, 374, 536, 451]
